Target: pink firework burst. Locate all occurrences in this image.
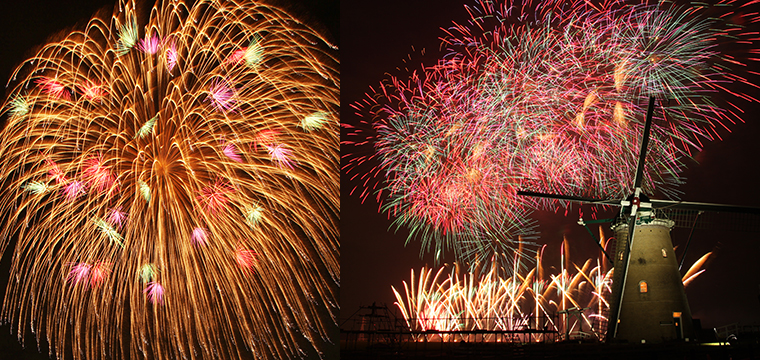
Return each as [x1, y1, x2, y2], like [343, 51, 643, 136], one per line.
[67, 262, 92, 285]
[198, 181, 232, 214]
[63, 180, 86, 200]
[44, 157, 67, 184]
[235, 247, 257, 271]
[77, 80, 105, 101]
[191, 227, 208, 246]
[138, 33, 162, 54]
[36, 77, 70, 100]
[144, 282, 165, 305]
[165, 40, 178, 71]
[223, 143, 243, 162]
[89, 262, 110, 287]
[83, 156, 116, 193]
[226, 48, 247, 65]
[254, 129, 279, 151]
[107, 207, 127, 230]
[266, 143, 294, 170]
[207, 79, 237, 112]
[408, 177, 469, 234]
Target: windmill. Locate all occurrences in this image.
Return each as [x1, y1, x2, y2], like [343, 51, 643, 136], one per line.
[518, 96, 760, 343]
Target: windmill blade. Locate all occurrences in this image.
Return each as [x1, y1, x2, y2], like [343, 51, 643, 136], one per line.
[658, 208, 760, 233]
[608, 212, 638, 340]
[677, 211, 702, 272]
[516, 190, 621, 206]
[651, 199, 760, 214]
[609, 96, 655, 340]
[633, 96, 656, 189]
[578, 217, 614, 264]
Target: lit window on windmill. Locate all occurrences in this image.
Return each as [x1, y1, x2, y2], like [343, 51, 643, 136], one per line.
[639, 281, 648, 293]
[662, 248, 667, 258]
[618, 251, 624, 261]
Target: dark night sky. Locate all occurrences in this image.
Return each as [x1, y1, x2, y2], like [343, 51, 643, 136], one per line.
[341, 0, 760, 333]
[0, 0, 338, 358]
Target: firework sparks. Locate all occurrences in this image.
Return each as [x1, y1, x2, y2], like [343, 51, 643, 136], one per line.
[207, 78, 237, 113]
[138, 33, 161, 54]
[223, 143, 243, 163]
[267, 143, 295, 169]
[190, 227, 208, 246]
[36, 77, 70, 100]
[0, 0, 338, 359]
[89, 262, 110, 287]
[107, 206, 127, 229]
[393, 242, 711, 341]
[344, 0, 760, 273]
[144, 281, 165, 305]
[235, 247, 258, 271]
[67, 263, 93, 286]
[165, 39, 178, 71]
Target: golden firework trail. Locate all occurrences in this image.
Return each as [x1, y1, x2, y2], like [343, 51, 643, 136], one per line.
[0, 0, 338, 359]
[392, 242, 711, 342]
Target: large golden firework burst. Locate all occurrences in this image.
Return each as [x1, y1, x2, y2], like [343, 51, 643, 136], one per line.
[0, 0, 338, 359]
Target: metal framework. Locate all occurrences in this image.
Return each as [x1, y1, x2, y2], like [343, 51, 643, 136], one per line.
[340, 303, 565, 354]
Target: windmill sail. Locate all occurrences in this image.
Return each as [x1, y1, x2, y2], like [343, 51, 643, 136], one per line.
[519, 96, 760, 343]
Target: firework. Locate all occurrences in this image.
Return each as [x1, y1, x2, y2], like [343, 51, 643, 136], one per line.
[392, 240, 711, 341]
[343, 0, 759, 271]
[0, 0, 338, 359]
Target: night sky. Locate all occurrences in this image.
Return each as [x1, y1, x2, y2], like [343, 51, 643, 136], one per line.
[0, 0, 337, 358]
[341, 0, 760, 333]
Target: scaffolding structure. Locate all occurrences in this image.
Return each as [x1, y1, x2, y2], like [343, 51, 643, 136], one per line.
[340, 303, 563, 353]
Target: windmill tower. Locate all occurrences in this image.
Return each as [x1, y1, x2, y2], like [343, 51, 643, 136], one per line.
[519, 96, 760, 343]
[607, 214, 694, 343]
